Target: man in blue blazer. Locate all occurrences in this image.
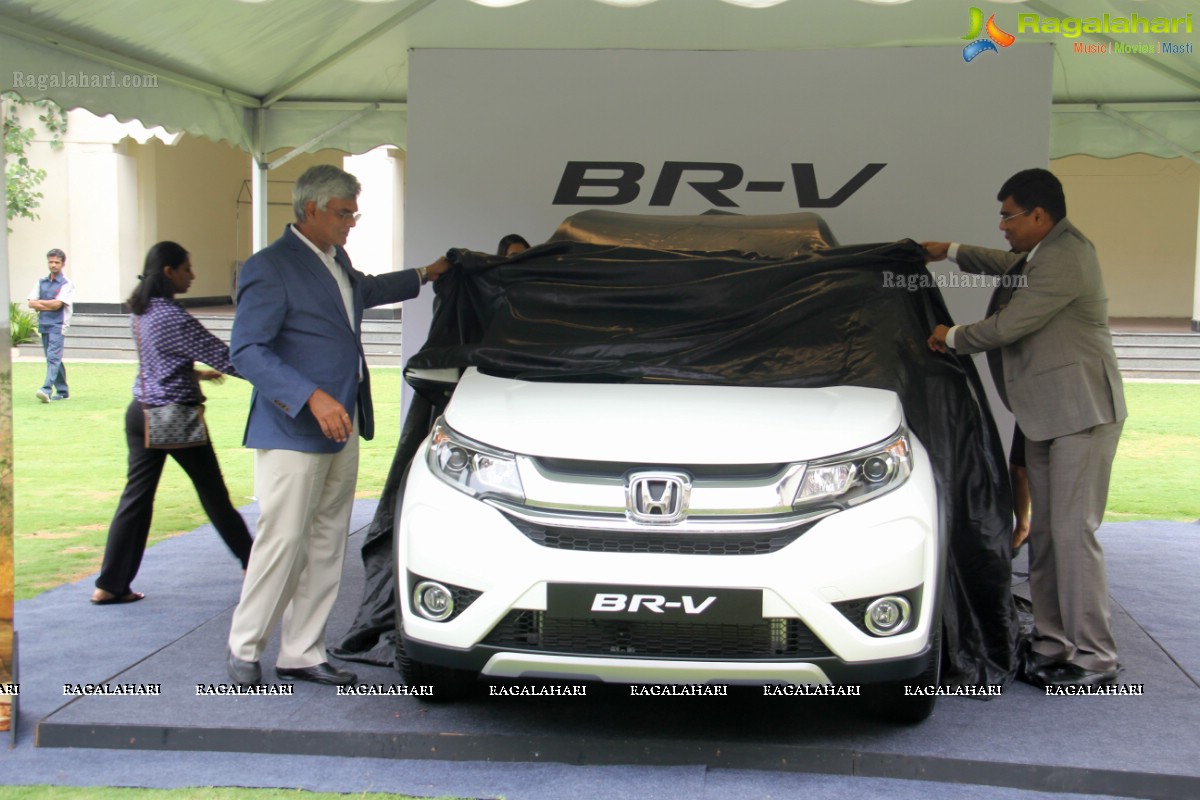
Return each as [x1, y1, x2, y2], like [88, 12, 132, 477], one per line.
[925, 168, 1126, 689]
[226, 164, 448, 686]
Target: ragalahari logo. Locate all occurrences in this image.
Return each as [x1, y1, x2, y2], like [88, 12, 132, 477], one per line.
[962, 7, 1016, 62]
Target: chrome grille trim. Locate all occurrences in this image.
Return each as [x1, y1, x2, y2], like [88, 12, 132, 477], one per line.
[486, 498, 835, 534]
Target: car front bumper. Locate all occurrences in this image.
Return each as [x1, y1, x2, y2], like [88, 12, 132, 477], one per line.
[397, 434, 942, 686]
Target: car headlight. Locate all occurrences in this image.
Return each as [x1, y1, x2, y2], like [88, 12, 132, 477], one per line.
[426, 419, 525, 501]
[792, 429, 912, 509]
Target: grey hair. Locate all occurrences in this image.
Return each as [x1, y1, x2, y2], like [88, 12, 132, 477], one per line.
[292, 164, 361, 222]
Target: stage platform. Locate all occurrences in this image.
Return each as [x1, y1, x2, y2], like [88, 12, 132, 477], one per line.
[11, 503, 1200, 800]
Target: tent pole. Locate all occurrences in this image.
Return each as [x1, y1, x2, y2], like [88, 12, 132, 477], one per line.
[252, 108, 269, 253]
[251, 161, 269, 254]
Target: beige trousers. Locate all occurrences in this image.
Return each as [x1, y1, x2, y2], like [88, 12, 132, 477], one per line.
[227, 428, 360, 669]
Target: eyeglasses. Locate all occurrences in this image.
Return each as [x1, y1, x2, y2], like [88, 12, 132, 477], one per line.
[999, 208, 1030, 225]
[333, 210, 362, 222]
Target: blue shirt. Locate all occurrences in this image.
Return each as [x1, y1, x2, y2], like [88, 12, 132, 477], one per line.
[30, 274, 74, 328]
[132, 298, 239, 407]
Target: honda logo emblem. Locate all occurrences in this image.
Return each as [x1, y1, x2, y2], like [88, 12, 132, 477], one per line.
[626, 471, 691, 524]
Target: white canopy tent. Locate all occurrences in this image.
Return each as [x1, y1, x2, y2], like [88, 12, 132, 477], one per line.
[2, 0, 1197, 163]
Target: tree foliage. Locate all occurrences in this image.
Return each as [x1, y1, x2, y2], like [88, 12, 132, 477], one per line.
[2, 92, 67, 229]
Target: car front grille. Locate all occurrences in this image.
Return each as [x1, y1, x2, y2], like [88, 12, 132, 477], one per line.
[481, 611, 832, 659]
[506, 517, 813, 556]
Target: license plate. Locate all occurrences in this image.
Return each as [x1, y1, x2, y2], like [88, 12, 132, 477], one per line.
[547, 584, 762, 624]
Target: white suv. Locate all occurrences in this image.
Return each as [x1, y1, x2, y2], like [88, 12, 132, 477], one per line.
[396, 362, 944, 722]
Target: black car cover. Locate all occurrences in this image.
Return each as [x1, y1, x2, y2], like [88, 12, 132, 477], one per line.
[333, 211, 1018, 688]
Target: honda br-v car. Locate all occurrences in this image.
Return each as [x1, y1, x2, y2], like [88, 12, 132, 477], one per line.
[395, 365, 944, 722]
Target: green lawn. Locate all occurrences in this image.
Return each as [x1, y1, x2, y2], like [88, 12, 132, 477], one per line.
[10, 361, 403, 600]
[1106, 382, 1200, 521]
[6, 363, 1199, 600]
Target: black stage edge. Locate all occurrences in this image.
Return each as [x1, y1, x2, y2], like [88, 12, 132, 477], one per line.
[31, 517, 1200, 800]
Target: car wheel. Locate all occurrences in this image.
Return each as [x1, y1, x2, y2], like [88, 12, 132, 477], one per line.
[865, 622, 942, 724]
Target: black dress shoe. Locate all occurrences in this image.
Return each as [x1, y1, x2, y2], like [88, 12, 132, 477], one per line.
[1041, 663, 1121, 687]
[227, 651, 262, 687]
[276, 662, 357, 686]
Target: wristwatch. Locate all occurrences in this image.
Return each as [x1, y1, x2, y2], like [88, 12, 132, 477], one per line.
[416, 266, 429, 284]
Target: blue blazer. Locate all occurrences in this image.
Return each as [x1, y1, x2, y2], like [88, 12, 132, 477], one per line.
[231, 226, 421, 453]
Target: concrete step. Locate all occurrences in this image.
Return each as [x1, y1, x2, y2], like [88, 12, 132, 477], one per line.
[21, 311, 405, 367]
[1112, 333, 1200, 348]
[1111, 330, 1200, 382]
[1122, 370, 1200, 381]
[68, 313, 404, 336]
[1117, 357, 1200, 371]
[1115, 345, 1200, 359]
[17, 343, 406, 367]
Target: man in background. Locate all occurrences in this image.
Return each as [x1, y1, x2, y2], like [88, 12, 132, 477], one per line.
[27, 248, 74, 402]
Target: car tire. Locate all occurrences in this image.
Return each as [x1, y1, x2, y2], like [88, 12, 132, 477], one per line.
[865, 622, 942, 724]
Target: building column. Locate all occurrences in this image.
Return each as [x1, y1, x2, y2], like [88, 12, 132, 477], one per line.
[1193, 180, 1200, 331]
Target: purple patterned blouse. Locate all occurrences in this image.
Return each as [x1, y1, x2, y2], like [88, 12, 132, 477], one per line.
[132, 298, 239, 407]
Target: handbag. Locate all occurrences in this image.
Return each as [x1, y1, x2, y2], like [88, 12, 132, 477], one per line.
[134, 315, 210, 449]
[144, 402, 208, 449]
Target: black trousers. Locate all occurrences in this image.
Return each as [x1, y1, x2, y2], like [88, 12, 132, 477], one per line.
[96, 400, 254, 595]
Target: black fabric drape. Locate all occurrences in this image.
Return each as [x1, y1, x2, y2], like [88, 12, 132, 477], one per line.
[335, 223, 1017, 687]
[327, 388, 442, 666]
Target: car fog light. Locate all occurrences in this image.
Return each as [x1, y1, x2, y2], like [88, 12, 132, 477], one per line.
[865, 596, 911, 636]
[414, 581, 455, 622]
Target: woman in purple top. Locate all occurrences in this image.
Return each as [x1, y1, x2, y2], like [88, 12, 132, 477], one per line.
[91, 242, 253, 604]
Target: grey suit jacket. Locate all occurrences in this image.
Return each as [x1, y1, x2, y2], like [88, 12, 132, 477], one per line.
[953, 218, 1126, 442]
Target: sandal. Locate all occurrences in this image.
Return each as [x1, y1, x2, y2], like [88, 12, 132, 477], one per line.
[90, 591, 145, 605]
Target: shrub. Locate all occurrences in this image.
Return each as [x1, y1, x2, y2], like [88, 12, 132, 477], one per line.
[9, 301, 39, 346]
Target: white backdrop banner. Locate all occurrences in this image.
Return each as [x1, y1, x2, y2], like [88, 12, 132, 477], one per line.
[404, 46, 1054, 426]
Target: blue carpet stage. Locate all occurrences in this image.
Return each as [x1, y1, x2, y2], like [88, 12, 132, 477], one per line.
[3, 502, 1198, 800]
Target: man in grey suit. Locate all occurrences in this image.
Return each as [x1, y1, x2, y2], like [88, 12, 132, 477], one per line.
[924, 168, 1127, 688]
[226, 164, 449, 687]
